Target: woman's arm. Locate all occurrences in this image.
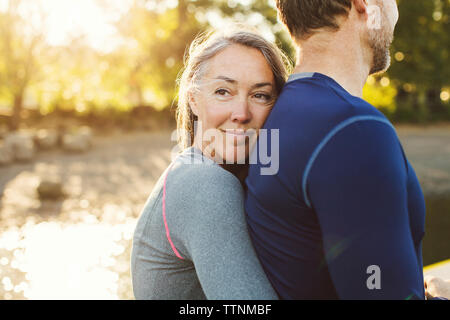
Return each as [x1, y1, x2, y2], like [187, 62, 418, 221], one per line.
[166, 164, 278, 300]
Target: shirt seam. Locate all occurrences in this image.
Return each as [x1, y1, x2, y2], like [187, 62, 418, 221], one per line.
[302, 116, 396, 208]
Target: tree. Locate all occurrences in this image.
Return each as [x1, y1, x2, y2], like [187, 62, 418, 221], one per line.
[388, 0, 450, 121]
[113, 0, 294, 109]
[0, 0, 47, 130]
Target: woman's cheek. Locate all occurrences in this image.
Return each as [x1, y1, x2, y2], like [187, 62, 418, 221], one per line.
[254, 107, 272, 129]
[206, 104, 229, 128]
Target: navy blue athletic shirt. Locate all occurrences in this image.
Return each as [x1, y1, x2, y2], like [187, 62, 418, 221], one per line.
[245, 72, 426, 299]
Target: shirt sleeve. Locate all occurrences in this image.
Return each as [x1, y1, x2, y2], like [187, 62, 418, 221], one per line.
[169, 164, 278, 300]
[307, 119, 425, 299]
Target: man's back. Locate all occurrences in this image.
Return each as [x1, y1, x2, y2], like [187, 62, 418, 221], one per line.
[245, 72, 426, 299]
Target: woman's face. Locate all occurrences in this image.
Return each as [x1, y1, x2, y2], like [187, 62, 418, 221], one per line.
[190, 44, 276, 164]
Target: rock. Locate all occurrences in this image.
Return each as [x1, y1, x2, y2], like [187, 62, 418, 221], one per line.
[78, 126, 93, 146]
[34, 129, 59, 150]
[62, 134, 84, 152]
[4, 132, 35, 162]
[0, 124, 8, 139]
[62, 126, 93, 153]
[37, 179, 65, 200]
[0, 140, 13, 165]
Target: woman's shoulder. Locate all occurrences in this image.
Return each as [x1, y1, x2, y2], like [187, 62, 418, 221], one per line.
[162, 148, 245, 216]
[166, 149, 247, 230]
[169, 147, 242, 191]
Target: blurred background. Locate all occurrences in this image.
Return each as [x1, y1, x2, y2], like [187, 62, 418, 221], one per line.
[0, 0, 448, 299]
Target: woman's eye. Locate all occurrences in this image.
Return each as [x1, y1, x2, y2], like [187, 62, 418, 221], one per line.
[253, 93, 272, 102]
[215, 89, 230, 96]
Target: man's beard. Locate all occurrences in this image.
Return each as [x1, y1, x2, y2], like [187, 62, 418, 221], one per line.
[368, 10, 394, 75]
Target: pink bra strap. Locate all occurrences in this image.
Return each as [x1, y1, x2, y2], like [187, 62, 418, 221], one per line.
[162, 163, 184, 260]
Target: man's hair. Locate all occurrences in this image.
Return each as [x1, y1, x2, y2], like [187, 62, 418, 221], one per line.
[276, 0, 352, 39]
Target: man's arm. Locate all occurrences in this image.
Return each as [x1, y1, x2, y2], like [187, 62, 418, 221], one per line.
[307, 119, 425, 299]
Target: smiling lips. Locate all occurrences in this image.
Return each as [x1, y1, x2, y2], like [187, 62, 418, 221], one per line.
[222, 129, 247, 136]
[219, 129, 256, 146]
[220, 129, 257, 136]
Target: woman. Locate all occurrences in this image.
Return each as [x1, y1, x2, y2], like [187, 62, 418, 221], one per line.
[131, 27, 289, 299]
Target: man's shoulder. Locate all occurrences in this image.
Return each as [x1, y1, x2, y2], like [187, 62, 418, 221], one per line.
[283, 77, 379, 112]
[262, 78, 396, 176]
[269, 81, 385, 132]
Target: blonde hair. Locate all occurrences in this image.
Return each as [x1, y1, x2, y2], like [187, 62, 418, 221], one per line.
[176, 26, 291, 149]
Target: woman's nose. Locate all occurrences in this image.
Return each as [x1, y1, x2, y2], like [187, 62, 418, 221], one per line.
[231, 97, 251, 123]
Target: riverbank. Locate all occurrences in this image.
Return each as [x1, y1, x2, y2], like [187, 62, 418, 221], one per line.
[0, 125, 448, 299]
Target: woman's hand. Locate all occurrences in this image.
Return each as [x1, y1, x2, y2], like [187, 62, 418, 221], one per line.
[424, 275, 450, 299]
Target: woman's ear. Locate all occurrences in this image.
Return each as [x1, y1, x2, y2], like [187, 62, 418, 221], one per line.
[188, 90, 199, 117]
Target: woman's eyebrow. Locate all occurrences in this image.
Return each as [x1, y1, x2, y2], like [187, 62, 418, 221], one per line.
[251, 82, 273, 89]
[214, 76, 273, 89]
[214, 76, 237, 83]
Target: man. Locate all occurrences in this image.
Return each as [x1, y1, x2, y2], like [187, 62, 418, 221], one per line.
[245, 0, 426, 299]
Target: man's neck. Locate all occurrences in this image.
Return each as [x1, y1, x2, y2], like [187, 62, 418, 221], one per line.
[292, 29, 371, 98]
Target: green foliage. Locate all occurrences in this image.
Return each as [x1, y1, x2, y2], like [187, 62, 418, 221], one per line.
[363, 76, 397, 117]
[0, 0, 45, 107]
[0, 0, 448, 126]
[390, 0, 449, 90]
[387, 0, 450, 122]
[112, 0, 295, 109]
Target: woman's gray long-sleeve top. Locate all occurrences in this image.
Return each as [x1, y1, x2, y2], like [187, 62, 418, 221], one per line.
[131, 147, 278, 300]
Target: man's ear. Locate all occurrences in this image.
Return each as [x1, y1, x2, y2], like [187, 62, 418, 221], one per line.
[352, 0, 368, 15]
[188, 90, 199, 117]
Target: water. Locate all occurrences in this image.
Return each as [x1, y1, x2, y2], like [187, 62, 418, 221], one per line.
[0, 128, 448, 299]
[0, 220, 135, 299]
[423, 194, 450, 266]
[0, 131, 173, 299]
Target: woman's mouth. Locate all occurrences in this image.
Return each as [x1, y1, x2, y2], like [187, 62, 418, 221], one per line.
[221, 129, 247, 136]
[219, 128, 257, 146]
